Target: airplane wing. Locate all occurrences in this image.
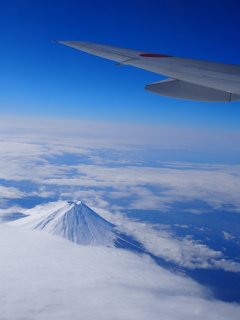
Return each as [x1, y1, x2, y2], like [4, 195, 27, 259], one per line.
[53, 41, 240, 102]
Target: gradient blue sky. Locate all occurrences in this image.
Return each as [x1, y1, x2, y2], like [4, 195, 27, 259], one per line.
[1, 0, 240, 130]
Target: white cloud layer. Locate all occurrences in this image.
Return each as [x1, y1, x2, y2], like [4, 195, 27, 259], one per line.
[93, 207, 240, 272]
[1, 115, 240, 149]
[1, 224, 240, 320]
[3, 200, 239, 273]
[40, 164, 240, 212]
[0, 185, 26, 199]
[0, 116, 240, 213]
[0, 115, 239, 317]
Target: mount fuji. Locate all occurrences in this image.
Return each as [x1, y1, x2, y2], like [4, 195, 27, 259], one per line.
[9, 200, 143, 251]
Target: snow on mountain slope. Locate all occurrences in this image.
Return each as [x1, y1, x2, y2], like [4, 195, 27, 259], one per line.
[9, 200, 142, 249]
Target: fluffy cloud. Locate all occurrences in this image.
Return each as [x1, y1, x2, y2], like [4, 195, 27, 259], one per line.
[0, 205, 24, 216]
[43, 164, 240, 212]
[93, 207, 240, 272]
[222, 231, 235, 241]
[1, 224, 240, 320]
[0, 117, 240, 212]
[0, 185, 26, 199]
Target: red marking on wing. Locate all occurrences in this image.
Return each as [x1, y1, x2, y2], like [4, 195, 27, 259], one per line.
[140, 53, 172, 58]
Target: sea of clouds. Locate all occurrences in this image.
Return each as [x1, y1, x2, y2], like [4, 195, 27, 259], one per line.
[1, 224, 240, 320]
[0, 115, 240, 319]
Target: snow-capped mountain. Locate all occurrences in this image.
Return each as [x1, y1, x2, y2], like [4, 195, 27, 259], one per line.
[9, 200, 143, 250]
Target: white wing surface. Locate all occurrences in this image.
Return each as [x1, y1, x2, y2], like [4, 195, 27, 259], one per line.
[54, 41, 240, 102]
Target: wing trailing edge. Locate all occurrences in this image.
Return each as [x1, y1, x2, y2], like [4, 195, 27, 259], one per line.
[145, 79, 240, 102]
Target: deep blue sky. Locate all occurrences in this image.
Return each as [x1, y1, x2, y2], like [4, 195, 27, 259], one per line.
[1, 0, 240, 130]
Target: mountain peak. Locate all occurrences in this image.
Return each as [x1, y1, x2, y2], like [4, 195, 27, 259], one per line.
[9, 200, 144, 251]
[11, 200, 116, 246]
[66, 200, 81, 206]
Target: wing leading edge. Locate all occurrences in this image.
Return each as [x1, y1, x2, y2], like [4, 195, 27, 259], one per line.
[54, 41, 240, 102]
